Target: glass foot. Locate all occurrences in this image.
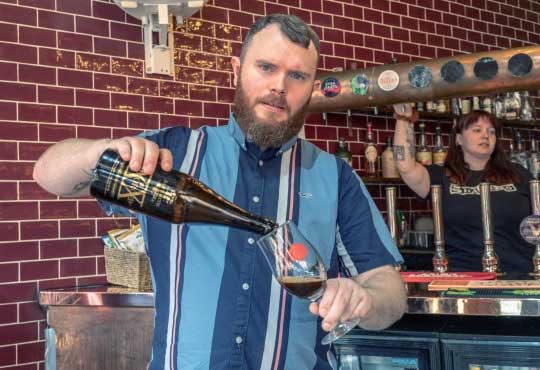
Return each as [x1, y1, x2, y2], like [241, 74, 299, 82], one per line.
[321, 319, 359, 345]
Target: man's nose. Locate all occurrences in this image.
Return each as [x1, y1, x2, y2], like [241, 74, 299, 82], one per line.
[271, 73, 286, 94]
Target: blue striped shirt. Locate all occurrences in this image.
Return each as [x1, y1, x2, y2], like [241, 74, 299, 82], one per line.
[101, 114, 402, 370]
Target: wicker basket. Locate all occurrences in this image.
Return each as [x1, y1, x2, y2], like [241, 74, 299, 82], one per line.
[104, 248, 153, 291]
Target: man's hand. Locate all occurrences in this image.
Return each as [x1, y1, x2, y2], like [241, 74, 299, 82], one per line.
[308, 277, 373, 332]
[393, 103, 413, 118]
[101, 136, 174, 175]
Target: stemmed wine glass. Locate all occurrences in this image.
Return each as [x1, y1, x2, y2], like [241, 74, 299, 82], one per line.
[257, 220, 360, 345]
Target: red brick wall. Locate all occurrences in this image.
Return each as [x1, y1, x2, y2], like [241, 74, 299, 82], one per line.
[0, 0, 539, 368]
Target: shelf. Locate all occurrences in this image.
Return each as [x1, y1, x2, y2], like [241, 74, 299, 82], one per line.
[361, 176, 403, 184]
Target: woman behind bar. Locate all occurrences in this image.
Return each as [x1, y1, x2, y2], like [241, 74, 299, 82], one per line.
[393, 104, 534, 272]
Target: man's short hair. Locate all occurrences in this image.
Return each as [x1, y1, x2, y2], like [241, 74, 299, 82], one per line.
[240, 14, 320, 61]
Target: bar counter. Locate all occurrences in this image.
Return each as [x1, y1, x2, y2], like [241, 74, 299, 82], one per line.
[39, 282, 540, 317]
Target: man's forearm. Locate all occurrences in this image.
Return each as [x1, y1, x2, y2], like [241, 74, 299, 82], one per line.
[354, 266, 407, 331]
[33, 138, 110, 197]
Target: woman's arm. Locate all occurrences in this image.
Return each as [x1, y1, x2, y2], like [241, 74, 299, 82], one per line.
[393, 104, 431, 198]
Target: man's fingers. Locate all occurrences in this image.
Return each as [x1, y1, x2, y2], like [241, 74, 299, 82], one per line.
[159, 148, 173, 172]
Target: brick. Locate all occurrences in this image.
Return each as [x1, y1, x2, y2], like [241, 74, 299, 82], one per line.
[364, 8, 382, 23]
[201, 5, 229, 23]
[0, 222, 18, 241]
[0, 322, 37, 345]
[40, 200, 77, 219]
[128, 112, 159, 130]
[60, 257, 96, 276]
[58, 32, 92, 52]
[160, 114, 189, 128]
[58, 68, 92, 89]
[112, 57, 143, 77]
[60, 219, 95, 238]
[92, 1, 125, 22]
[77, 53, 110, 72]
[0, 122, 37, 141]
[20, 0, 55, 9]
[127, 42, 144, 60]
[94, 109, 127, 128]
[0, 202, 38, 221]
[0, 181, 16, 199]
[79, 237, 104, 256]
[19, 103, 56, 123]
[311, 12, 332, 28]
[38, 277, 76, 290]
[334, 44, 354, 59]
[95, 73, 127, 93]
[76, 90, 110, 109]
[144, 96, 174, 114]
[0, 142, 16, 160]
[174, 33, 202, 52]
[78, 200, 105, 219]
[19, 64, 55, 85]
[39, 239, 77, 260]
[0, 263, 17, 283]
[0, 61, 16, 81]
[203, 102, 230, 119]
[364, 35, 383, 50]
[19, 180, 56, 199]
[0, 282, 36, 303]
[128, 77, 158, 95]
[20, 26, 56, 47]
[190, 85, 217, 101]
[202, 38, 231, 57]
[111, 93, 142, 111]
[77, 125, 111, 139]
[58, 106, 93, 125]
[159, 81, 188, 99]
[18, 341, 44, 364]
[57, 0, 91, 16]
[21, 220, 58, 240]
[265, 2, 287, 13]
[0, 3, 36, 26]
[174, 99, 203, 116]
[19, 302, 45, 322]
[355, 47, 373, 61]
[95, 37, 127, 57]
[76, 15, 109, 37]
[39, 48, 75, 68]
[0, 304, 16, 324]
[38, 9, 74, 31]
[0, 22, 17, 42]
[111, 22, 142, 42]
[21, 260, 58, 280]
[215, 24, 241, 42]
[301, 0, 322, 11]
[403, 17, 419, 31]
[323, 28, 344, 43]
[112, 128, 141, 138]
[38, 86, 74, 106]
[0, 42, 37, 64]
[39, 124, 76, 142]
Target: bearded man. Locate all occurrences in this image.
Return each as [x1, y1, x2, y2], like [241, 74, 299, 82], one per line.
[33, 14, 406, 370]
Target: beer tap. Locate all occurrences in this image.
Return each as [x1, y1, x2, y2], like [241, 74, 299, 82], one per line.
[431, 185, 449, 273]
[526, 180, 540, 275]
[480, 183, 499, 273]
[385, 187, 398, 246]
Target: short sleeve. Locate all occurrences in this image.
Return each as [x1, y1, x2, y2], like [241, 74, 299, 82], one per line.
[335, 161, 403, 276]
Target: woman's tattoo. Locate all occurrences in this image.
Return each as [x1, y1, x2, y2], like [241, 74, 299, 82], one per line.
[394, 145, 405, 161]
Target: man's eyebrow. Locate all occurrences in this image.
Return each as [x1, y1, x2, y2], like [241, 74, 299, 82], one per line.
[254, 59, 313, 78]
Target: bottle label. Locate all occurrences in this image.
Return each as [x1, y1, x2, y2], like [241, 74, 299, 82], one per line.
[432, 151, 447, 166]
[365, 146, 378, 162]
[382, 152, 400, 178]
[416, 151, 432, 165]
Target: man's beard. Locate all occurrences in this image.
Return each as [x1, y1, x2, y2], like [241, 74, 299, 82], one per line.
[233, 78, 309, 150]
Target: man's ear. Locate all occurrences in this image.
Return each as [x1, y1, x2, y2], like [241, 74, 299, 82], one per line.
[456, 133, 462, 146]
[312, 79, 321, 92]
[231, 56, 240, 87]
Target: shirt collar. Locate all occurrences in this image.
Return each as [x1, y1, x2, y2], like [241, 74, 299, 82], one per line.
[226, 113, 299, 158]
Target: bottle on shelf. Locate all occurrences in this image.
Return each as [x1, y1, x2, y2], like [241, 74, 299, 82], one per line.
[432, 125, 447, 166]
[504, 92, 520, 120]
[416, 101, 424, 112]
[364, 122, 378, 177]
[494, 94, 505, 118]
[473, 96, 481, 110]
[415, 122, 432, 166]
[336, 137, 353, 166]
[521, 91, 533, 121]
[460, 98, 471, 114]
[529, 136, 539, 178]
[381, 137, 400, 179]
[482, 96, 492, 113]
[436, 100, 447, 113]
[90, 149, 277, 235]
[515, 131, 529, 170]
[426, 100, 435, 113]
[451, 98, 460, 116]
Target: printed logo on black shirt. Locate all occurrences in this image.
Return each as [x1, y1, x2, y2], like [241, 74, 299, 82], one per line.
[449, 183, 517, 195]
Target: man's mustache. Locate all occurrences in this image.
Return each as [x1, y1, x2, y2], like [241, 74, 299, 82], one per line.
[257, 95, 289, 112]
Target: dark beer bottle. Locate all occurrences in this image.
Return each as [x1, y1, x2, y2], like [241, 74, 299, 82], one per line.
[90, 149, 277, 235]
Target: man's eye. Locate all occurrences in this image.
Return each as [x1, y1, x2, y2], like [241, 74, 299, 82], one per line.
[260, 64, 272, 72]
[290, 72, 305, 81]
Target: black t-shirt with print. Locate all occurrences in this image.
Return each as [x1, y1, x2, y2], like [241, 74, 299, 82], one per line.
[426, 164, 534, 272]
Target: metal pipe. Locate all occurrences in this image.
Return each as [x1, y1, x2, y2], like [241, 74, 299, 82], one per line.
[480, 183, 499, 273]
[308, 45, 540, 112]
[431, 185, 448, 273]
[529, 180, 540, 275]
[385, 187, 398, 246]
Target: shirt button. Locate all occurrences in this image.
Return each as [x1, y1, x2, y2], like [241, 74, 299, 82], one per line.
[247, 237, 255, 245]
[252, 196, 260, 203]
[235, 336, 243, 344]
[242, 283, 250, 290]
[258, 160, 264, 167]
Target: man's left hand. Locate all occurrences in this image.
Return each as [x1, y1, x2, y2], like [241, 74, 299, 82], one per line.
[309, 277, 373, 332]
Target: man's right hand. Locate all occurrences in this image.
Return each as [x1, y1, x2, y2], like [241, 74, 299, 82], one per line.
[101, 136, 173, 175]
